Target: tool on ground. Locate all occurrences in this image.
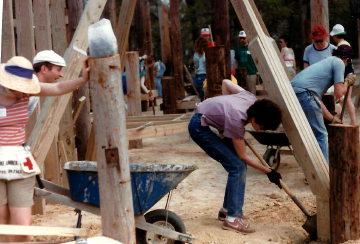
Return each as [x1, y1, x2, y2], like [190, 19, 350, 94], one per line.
[244, 138, 317, 240]
[183, 64, 200, 98]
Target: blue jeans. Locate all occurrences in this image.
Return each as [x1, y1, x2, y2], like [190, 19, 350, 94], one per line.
[155, 78, 162, 97]
[296, 92, 329, 163]
[188, 113, 247, 217]
[194, 74, 206, 101]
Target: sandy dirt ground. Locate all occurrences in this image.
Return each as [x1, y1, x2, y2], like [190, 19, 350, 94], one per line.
[32, 105, 359, 244]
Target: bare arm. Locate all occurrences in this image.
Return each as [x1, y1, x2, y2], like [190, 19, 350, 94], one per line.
[232, 138, 271, 173]
[222, 79, 244, 95]
[36, 58, 91, 97]
[334, 82, 347, 102]
[321, 101, 334, 121]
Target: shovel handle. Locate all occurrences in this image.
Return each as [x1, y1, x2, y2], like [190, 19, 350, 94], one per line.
[244, 138, 311, 217]
[339, 85, 351, 121]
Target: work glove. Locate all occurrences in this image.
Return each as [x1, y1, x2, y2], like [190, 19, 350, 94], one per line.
[266, 169, 282, 189]
[331, 116, 342, 124]
[345, 74, 356, 86]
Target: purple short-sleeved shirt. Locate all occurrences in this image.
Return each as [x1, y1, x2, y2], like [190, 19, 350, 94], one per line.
[196, 91, 257, 139]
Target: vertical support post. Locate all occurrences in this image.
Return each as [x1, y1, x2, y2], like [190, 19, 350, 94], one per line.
[205, 46, 226, 98]
[328, 124, 360, 244]
[161, 77, 178, 114]
[126, 51, 143, 149]
[89, 54, 136, 243]
[143, 1, 155, 90]
[170, 0, 185, 100]
[134, 0, 145, 56]
[158, 5, 172, 76]
[235, 68, 247, 89]
[1, 0, 15, 63]
[0, 0, 3, 62]
[214, 0, 231, 79]
[66, 0, 83, 45]
[310, 0, 329, 41]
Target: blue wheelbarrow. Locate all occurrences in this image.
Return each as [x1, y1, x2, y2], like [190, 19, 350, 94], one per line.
[245, 127, 294, 171]
[34, 162, 197, 244]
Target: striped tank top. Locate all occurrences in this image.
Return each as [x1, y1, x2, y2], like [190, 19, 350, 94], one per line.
[0, 94, 29, 145]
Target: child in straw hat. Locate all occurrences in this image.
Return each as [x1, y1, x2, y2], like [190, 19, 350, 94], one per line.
[0, 56, 90, 242]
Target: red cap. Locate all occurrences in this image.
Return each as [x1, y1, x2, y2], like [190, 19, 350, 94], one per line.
[309, 25, 329, 40]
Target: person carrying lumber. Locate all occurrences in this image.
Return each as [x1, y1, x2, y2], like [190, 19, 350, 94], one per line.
[291, 45, 356, 163]
[188, 79, 282, 234]
[0, 55, 90, 242]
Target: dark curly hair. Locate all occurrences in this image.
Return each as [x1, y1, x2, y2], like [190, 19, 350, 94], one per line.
[279, 34, 291, 47]
[246, 99, 282, 130]
[194, 36, 208, 55]
[332, 45, 354, 60]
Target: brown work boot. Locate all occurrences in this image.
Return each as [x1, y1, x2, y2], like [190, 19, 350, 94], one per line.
[222, 217, 255, 234]
[218, 209, 249, 221]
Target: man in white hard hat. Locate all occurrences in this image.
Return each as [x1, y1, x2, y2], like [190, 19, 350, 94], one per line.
[328, 24, 356, 125]
[234, 30, 258, 95]
[28, 50, 67, 115]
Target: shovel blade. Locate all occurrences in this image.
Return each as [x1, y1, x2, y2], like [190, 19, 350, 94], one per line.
[302, 215, 317, 240]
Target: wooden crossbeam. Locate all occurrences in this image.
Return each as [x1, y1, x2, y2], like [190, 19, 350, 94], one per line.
[63, 236, 123, 244]
[28, 0, 107, 166]
[0, 225, 89, 237]
[126, 120, 185, 129]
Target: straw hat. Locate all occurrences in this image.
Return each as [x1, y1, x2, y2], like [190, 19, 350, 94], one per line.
[0, 56, 41, 94]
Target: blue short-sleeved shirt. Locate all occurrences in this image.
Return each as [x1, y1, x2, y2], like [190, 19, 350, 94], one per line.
[194, 52, 206, 75]
[291, 56, 345, 98]
[303, 43, 336, 65]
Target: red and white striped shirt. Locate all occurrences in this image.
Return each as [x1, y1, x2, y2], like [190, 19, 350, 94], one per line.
[0, 94, 29, 145]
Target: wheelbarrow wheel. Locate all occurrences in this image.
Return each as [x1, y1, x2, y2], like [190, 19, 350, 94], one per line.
[136, 209, 186, 244]
[263, 148, 280, 171]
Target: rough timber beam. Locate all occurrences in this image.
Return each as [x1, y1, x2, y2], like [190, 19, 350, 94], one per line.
[230, 0, 330, 240]
[28, 0, 108, 166]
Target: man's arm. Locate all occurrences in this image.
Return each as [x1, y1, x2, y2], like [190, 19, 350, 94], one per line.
[36, 58, 90, 97]
[222, 79, 244, 95]
[232, 138, 271, 173]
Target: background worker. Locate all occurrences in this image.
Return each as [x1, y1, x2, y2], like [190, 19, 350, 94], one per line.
[328, 24, 356, 125]
[188, 79, 282, 234]
[279, 34, 296, 79]
[303, 25, 336, 69]
[0, 56, 90, 242]
[154, 60, 166, 98]
[193, 36, 208, 101]
[234, 30, 258, 95]
[200, 28, 215, 47]
[291, 45, 356, 163]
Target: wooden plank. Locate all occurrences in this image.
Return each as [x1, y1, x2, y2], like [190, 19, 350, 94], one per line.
[176, 100, 198, 110]
[126, 120, 185, 129]
[28, 0, 107, 167]
[89, 55, 136, 243]
[231, 0, 329, 196]
[1, 0, 15, 63]
[33, 0, 52, 52]
[65, 0, 83, 45]
[63, 236, 123, 244]
[162, 77, 178, 114]
[14, 0, 35, 61]
[126, 122, 189, 141]
[114, 0, 138, 74]
[72, 96, 86, 125]
[85, 124, 96, 161]
[0, 225, 89, 237]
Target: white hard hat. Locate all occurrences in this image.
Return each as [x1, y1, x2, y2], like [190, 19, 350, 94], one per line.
[238, 30, 246, 38]
[330, 24, 346, 36]
[201, 28, 210, 36]
[33, 50, 66, 67]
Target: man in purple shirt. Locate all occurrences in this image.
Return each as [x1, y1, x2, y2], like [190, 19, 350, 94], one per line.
[188, 79, 282, 234]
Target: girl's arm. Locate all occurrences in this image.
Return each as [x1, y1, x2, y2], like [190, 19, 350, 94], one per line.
[222, 79, 244, 95]
[36, 58, 91, 97]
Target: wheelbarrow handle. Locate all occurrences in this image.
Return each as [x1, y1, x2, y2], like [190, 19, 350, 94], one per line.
[244, 138, 311, 217]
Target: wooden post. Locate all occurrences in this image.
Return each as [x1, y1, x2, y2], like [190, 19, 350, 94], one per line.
[0, 0, 3, 62]
[310, 0, 329, 41]
[50, 0, 68, 56]
[134, 0, 146, 56]
[126, 51, 143, 149]
[89, 54, 136, 243]
[14, 0, 35, 61]
[205, 46, 226, 98]
[235, 68, 247, 89]
[158, 5, 172, 76]
[66, 0, 83, 45]
[355, 19, 360, 107]
[1, 0, 15, 63]
[143, 1, 155, 90]
[161, 77, 178, 114]
[328, 124, 360, 244]
[214, 0, 231, 79]
[170, 0, 185, 100]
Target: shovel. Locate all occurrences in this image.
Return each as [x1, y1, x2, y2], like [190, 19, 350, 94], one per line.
[244, 138, 317, 240]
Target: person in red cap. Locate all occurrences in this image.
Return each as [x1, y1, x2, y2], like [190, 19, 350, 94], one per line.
[303, 25, 336, 69]
[200, 28, 216, 47]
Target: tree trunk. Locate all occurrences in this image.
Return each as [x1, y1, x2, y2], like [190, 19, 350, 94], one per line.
[158, 5, 172, 76]
[205, 46, 226, 98]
